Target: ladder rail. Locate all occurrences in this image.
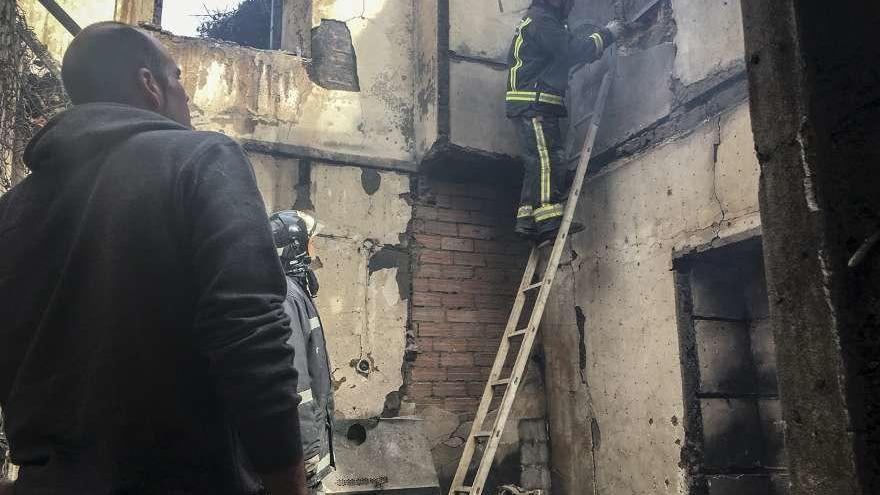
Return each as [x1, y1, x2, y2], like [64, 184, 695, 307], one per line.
[447, 53, 617, 495]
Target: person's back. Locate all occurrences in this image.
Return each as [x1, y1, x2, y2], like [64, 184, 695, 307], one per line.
[0, 22, 308, 495]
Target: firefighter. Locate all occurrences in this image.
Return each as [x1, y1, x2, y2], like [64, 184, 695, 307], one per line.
[270, 210, 335, 495]
[506, 0, 624, 240]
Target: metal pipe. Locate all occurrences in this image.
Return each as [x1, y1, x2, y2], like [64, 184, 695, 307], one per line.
[268, 0, 275, 50]
[36, 0, 81, 36]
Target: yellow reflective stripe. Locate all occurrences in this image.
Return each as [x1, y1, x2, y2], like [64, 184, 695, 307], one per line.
[517, 206, 534, 218]
[534, 203, 564, 222]
[305, 453, 332, 477]
[316, 454, 332, 472]
[539, 94, 564, 105]
[505, 91, 564, 105]
[532, 118, 551, 204]
[298, 389, 314, 405]
[509, 17, 533, 90]
[590, 32, 604, 53]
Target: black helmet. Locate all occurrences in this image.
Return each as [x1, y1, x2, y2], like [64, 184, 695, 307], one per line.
[269, 210, 318, 275]
[270, 210, 320, 296]
[270, 210, 310, 258]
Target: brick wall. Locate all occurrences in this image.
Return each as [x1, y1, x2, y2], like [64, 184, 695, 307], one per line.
[406, 177, 529, 417]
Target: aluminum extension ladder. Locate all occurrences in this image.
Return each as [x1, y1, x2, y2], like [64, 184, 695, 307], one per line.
[448, 59, 616, 495]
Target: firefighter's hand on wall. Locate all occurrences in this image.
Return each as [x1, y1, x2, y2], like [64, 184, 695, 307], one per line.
[605, 20, 625, 42]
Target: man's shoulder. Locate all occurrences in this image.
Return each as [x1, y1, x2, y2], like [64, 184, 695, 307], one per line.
[136, 128, 238, 157]
[125, 129, 246, 179]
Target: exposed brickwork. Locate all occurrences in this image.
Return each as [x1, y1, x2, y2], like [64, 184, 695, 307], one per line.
[405, 177, 528, 414]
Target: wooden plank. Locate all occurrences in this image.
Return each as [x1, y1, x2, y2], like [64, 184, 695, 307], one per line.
[36, 0, 81, 36]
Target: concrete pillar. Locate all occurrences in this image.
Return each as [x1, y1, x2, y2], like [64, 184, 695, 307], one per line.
[114, 0, 158, 26]
[740, 1, 880, 494]
[281, 0, 311, 57]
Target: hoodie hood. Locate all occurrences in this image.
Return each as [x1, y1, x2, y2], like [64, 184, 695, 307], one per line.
[24, 103, 188, 173]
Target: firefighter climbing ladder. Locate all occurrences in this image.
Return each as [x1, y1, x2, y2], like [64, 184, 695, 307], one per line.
[448, 59, 617, 495]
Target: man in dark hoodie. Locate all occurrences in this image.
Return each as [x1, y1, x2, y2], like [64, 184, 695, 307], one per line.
[0, 22, 307, 495]
[506, 0, 623, 241]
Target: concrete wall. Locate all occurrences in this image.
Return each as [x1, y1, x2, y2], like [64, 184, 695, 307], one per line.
[444, 0, 524, 157]
[539, 1, 759, 493]
[20, 0, 419, 168]
[250, 154, 414, 419]
[545, 103, 760, 494]
[156, 26, 415, 167]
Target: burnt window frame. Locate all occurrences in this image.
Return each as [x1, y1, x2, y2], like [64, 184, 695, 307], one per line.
[672, 232, 789, 495]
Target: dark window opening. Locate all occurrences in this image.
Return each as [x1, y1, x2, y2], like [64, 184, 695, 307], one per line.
[674, 236, 790, 495]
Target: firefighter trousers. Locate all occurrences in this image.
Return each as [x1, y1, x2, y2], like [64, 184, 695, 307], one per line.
[512, 115, 567, 234]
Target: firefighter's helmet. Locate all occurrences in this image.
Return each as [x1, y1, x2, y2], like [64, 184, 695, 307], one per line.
[269, 210, 317, 275]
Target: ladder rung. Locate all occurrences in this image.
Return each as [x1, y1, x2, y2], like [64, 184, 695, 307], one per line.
[508, 328, 528, 338]
[453, 487, 472, 494]
[522, 281, 544, 292]
[474, 430, 493, 439]
[491, 378, 511, 387]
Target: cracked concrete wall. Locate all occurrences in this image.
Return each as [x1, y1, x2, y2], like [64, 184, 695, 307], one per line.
[249, 154, 414, 419]
[671, 0, 745, 88]
[540, 3, 757, 493]
[308, 164, 411, 418]
[155, 24, 414, 165]
[542, 103, 760, 494]
[20, 0, 417, 166]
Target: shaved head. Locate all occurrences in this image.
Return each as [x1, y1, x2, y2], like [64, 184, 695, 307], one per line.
[62, 22, 164, 105]
[62, 22, 192, 126]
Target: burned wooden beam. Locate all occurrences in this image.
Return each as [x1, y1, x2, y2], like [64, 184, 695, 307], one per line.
[36, 0, 80, 36]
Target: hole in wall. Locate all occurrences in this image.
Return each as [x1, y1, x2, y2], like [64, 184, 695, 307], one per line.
[347, 423, 367, 445]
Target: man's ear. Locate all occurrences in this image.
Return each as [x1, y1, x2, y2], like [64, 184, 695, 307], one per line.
[137, 67, 163, 111]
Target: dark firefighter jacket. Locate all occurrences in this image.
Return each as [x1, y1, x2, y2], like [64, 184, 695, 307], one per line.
[505, 1, 613, 117]
[0, 103, 302, 494]
[283, 276, 335, 487]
